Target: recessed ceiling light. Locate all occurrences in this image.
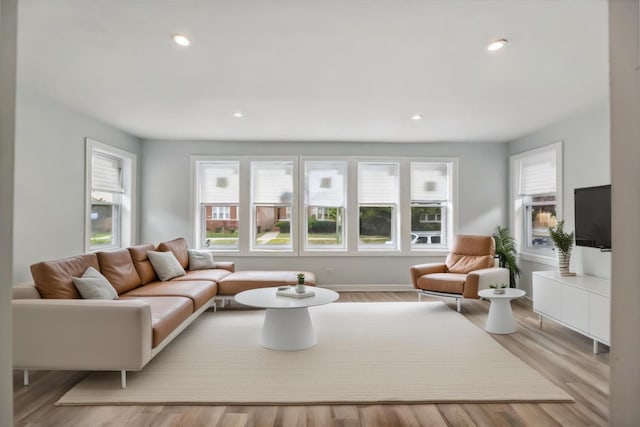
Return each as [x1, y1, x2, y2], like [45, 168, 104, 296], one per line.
[487, 39, 508, 52]
[171, 33, 191, 47]
[411, 114, 424, 121]
[232, 111, 244, 118]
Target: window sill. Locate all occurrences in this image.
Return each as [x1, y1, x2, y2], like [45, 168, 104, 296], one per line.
[520, 251, 557, 266]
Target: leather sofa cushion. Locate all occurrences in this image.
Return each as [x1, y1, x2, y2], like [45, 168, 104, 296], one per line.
[121, 280, 217, 311]
[157, 237, 189, 270]
[173, 269, 232, 283]
[97, 249, 142, 295]
[30, 254, 100, 299]
[218, 271, 316, 294]
[416, 273, 467, 295]
[445, 254, 495, 274]
[120, 295, 192, 348]
[128, 244, 158, 285]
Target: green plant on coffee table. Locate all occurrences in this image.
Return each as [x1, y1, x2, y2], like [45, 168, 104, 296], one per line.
[489, 283, 507, 290]
[297, 273, 305, 284]
[548, 220, 574, 255]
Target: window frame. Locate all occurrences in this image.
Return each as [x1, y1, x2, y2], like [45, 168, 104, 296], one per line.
[193, 158, 241, 252]
[408, 161, 455, 252]
[250, 159, 298, 253]
[84, 139, 136, 252]
[510, 142, 563, 264]
[191, 155, 458, 257]
[302, 159, 348, 252]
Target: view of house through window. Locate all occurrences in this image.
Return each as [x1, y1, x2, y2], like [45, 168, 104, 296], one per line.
[193, 156, 457, 253]
[86, 139, 135, 252]
[252, 161, 294, 250]
[410, 162, 450, 247]
[525, 195, 557, 248]
[304, 160, 347, 249]
[198, 161, 240, 250]
[511, 142, 561, 257]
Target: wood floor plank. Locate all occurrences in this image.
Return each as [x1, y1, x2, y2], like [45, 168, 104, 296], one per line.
[358, 405, 403, 427]
[436, 404, 477, 427]
[12, 291, 610, 426]
[409, 404, 448, 427]
[509, 403, 562, 427]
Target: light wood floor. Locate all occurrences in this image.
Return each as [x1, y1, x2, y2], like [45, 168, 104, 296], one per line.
[13, 292, 610, 426]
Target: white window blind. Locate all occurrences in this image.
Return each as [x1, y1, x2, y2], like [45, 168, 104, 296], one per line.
[92, 152, 123, 193]
[199, 161, 239, 203]
[358, 162, 399, 204]
[252, 161, 294, 204]
[411, 162, 449, 201]
[518, 149, 557, 195]
[305, 161, 346, 207]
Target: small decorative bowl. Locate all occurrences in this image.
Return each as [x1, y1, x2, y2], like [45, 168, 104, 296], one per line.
[493, 288, 506, 294]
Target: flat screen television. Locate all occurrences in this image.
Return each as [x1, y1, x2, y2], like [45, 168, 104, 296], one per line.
[574, 185, 611, 250]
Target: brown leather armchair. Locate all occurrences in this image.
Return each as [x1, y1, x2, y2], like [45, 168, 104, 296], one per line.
[410, 235, 509, 312]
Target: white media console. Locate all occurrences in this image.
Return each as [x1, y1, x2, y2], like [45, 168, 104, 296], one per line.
[532, 270, 610, 353]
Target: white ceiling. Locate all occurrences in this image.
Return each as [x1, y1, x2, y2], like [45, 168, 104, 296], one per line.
[17, 0, 609, 143]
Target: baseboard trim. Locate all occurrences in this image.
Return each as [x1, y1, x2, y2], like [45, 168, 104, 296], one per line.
[321, 284, 415, 292]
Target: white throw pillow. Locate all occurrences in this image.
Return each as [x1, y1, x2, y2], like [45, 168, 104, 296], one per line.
[72, 266, 119, 300]
[147, 250, 186, 281]
[188, 249, 216, 270]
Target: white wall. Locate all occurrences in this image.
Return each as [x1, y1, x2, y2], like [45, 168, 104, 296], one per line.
[507, 103, 611, 295]
[0, 1, 17, 424]
[141, 140, 507, 287]
[12, 89, 142, 284]
[609, 0, 640, 423]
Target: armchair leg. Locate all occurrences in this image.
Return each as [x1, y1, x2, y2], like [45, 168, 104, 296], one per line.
[23, 370, 29, 386]
[456, 298, 461, 312]
[121, 370, 127, 388]
[418, 292, 422, 302]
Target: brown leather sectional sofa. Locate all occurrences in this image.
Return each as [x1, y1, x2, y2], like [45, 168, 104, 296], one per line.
[12, 237, 315, 387]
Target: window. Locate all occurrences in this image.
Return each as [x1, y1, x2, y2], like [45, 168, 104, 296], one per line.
[251, 160, 295, 251]
[85, 139, 135, 251]
[197, 161, 240, 250]
[358, 162, 399, 250]
[511, 142, 562, 259]
[303, 161, 347, 250]
[410, 162, 452, 248]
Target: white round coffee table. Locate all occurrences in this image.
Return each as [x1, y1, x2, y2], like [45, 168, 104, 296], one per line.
[234, 286, 339, 350]
[478, 288, 526, 334]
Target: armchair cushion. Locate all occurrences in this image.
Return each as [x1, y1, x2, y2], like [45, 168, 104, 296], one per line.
[416, 273, 466, 294]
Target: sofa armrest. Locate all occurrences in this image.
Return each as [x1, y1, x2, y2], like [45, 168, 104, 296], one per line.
[12, 299, 153, 371]
[214, 261, 235, 273]
[409, 263, 446, 288]
[13, 283, 41, 299]
[463, 267, 510, 298]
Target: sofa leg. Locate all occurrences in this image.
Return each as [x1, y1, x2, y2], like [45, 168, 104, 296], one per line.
[456, 298, 461, 312]
[121, 370, 127, 388]
[418, 292, 422, 302]
[23, 370, 29, 386]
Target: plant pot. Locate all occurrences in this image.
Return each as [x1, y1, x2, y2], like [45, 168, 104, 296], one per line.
[558, 251, 572, 276]
[296, 283, 305, 293]
[493, 288, 506, 294]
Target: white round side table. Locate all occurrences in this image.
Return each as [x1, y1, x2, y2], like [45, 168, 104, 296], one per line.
[477, 288, 526, 334]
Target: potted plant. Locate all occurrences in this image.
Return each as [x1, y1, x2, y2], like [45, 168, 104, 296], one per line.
[549, 220, 575, 276]
[296, 273, 306, 293]
[489, 283, 508, 294]
[492, 225, 520, 288]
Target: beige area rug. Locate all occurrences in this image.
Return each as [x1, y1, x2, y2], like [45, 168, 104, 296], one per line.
[57, 302, 572, 405]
